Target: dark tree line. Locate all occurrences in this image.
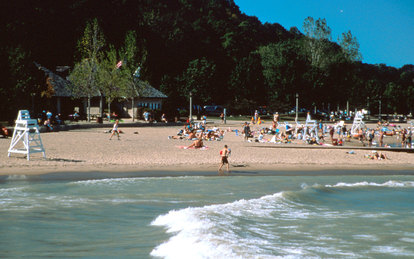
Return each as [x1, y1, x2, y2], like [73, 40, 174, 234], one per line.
[0, 0, 413, 122]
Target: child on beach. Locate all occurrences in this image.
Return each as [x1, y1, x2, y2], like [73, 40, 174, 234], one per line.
[109, 119, 120, 140]
[218, 145, 231, 172]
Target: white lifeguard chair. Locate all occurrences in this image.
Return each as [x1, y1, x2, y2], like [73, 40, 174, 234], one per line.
[294, 113, 318, 140]
[304, 113, 317, 129]
[351, 110, 366, 135]
[8, 110, 46, 161]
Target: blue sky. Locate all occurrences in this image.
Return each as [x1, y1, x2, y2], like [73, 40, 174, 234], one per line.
[234, 0, 414, 68]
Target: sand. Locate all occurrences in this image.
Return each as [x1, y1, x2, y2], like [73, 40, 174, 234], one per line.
[1, 119, 414, 176]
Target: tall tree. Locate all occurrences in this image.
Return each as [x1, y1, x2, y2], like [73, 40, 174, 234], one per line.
[98, 31, 141, 116]
[98, 45, 130, 116]
[69, 18, 106, 121]
[338, 30, 362, 62]
[259, 40, 310, 110]
[0, 46, 34, 121]
[229, 52, 266, 113]
[178, 57, 216, 106]
[302, 17, 332, 68]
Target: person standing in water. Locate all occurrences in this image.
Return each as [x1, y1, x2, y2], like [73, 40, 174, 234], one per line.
[218, 145, 231, 172]
[109, 119, 120, 140]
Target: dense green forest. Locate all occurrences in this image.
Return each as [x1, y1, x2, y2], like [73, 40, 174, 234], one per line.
[1, 0, 413, 122]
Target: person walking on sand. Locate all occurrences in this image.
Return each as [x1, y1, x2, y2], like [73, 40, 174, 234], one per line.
[218, 145, 231, 172]
[242, 122, 251, 141]
[109, 119, 120, 140]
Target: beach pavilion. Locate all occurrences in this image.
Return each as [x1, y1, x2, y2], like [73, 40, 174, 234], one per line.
[34, 62, 167, 120]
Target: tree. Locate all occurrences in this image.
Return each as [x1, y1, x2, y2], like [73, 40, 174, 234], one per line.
[229, 52, 266, 113]
[0, 46, 34, 121]
[338, 30, 362, 62]
[97, 45, 130, 116]
[178, 58, 216, 106]
[259, 40, 310, 110]
[302, 17, 332, 68]
[69, 18, 106, 121]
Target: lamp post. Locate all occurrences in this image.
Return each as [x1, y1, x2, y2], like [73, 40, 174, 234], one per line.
[189, 92, 192, 122]
[346, 101, 349, 117]
[378, 98, 382, 122]
[295, 93, 299, 122]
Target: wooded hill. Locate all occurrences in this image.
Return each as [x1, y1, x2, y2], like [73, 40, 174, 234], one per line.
[1, 0, 413, 121]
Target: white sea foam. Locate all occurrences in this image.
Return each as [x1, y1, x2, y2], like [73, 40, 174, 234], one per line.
[326, 180, 414, 188]
[72, 178, 139, 185]
[370, 246, 414, 256]
[400, 237, 414, 243]
[5, 174, 28, 181]
[151, 192, 288, 258]
[352, 234, 379, 241]
[0, 186, 26, 196]
[72, 176, 204, 186]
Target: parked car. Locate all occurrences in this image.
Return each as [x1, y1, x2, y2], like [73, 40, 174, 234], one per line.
[288, 107, 308, 114]
[203, 105, 224, 116]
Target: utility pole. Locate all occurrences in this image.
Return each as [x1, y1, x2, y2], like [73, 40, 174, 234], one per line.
[295, 93, 299, 122]
[378, 98, 382, 122]
[189, 92, 193, 122]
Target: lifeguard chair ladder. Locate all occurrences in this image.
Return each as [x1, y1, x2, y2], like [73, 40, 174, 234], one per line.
[304, 113, 317, 129]
[8, 110, 46, 161]
[351, 111, 366, 135]
[304, 113, 318, 137]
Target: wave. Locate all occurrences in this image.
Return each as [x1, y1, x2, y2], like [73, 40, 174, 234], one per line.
[3, 174, 28, 181]
[71, 175, 204, 185]
[150, 180, 414, 258]
[150, 192, 287, 259]
[325, 180, 414, 188]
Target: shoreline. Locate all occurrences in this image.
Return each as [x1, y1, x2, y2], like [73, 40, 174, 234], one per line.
[2, 163, 414, 181]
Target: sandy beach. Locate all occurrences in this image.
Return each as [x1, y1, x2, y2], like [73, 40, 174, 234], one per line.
[1, 119, 414, 176]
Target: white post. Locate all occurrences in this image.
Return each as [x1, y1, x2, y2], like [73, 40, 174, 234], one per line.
[87, 95, 91, 122]
[346, 101, 349, 116]
[189, 92, 193, 122]
[132, 97, 135, 122]
[295, 93, 299, 122]
[108, 99, 111, 121]
[379, 99, 382, 121]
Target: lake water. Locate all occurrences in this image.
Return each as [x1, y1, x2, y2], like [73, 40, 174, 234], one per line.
[1, 172, 413, 258]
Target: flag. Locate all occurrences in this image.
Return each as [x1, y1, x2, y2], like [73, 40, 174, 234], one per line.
[133, 66, 141, 78]
[116, 60, 123, 69]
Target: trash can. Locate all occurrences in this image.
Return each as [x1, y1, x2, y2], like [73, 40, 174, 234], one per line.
[96, 116, 103, 123]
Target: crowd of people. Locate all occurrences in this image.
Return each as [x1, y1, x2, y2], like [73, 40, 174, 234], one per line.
[37, 110, 65, 132]
[240, 112, 413, 149]
[166, 117, 231, 171]
[168, 118, 226, 146]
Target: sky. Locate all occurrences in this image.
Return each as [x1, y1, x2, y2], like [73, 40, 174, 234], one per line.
[234, 0, 414, 68]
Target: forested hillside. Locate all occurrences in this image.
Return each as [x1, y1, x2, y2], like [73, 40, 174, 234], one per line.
[1, 0, 413, 121]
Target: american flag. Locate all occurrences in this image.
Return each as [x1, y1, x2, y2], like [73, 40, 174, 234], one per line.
[116, 60, 123, 69]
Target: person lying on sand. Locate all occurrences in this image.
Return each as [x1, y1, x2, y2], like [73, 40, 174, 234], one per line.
[169, 130, 198, 140]
[185, 137, 204, 149]
[365, 151, 388, 160]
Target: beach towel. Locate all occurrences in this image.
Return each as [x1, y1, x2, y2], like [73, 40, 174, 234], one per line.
[176, 145, 209, 150]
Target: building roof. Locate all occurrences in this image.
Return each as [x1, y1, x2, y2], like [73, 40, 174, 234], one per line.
[34, 62, 74, 97]
[133, 80, 168, 99]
